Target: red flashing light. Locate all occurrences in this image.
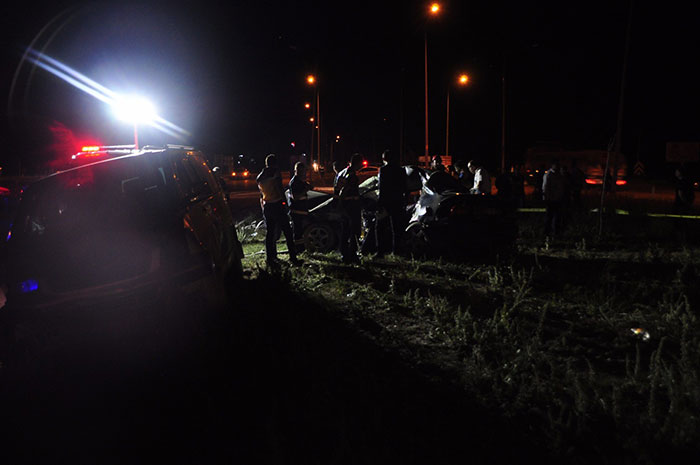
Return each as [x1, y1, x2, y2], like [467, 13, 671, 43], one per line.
[362, 160, 368, 167]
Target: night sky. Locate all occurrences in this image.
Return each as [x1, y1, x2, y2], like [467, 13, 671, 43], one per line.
[1, 0, 697, 173]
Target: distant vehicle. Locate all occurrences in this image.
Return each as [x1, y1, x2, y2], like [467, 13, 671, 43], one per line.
[356, 165, 381, 183]
[227, 166, 255, 180]
[524, 148, 628, 188]
[1, 145, 244, 316]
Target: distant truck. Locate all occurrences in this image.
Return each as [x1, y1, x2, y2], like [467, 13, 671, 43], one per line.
[524, 148, 628, 188]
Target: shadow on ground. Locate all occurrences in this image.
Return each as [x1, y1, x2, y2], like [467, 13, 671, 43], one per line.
[0, 272, 549, 464]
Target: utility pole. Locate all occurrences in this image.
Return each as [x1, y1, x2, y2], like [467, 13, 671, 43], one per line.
[501, 57, 507, 173]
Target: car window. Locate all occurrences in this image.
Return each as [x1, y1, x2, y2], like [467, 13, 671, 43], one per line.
[174, 153, 217, 199]
[12, 156, 173, 240]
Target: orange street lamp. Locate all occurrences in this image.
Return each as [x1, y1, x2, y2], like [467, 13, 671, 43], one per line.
[446, 73, 470, 159]
[306, 74, 321, 166]
[424, 2, 442, 165]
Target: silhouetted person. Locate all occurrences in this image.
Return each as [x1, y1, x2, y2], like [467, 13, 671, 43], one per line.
[335, 154, 364, 264]
[468, 159, 491, 195]
[569, 159, 585, 208]
[257, 154, 300, 266]
[674, 168, 695, 209]
[532, 164, 545, 200]
[430, 155, 446, 173]
[542, 160, 566, 237]
[511, 165, 526, 208]
[376, 149, 407, 257]
[288, 162, 312, 252]
[454, 161, 471, 189]
[495, 170, 513, 201]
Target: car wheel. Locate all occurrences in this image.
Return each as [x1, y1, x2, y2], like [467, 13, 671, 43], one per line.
[303, 222, 336, 253]
[404, 221, 429, 258]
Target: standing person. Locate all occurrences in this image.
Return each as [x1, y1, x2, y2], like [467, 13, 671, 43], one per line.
[256, 154, 300, 266]
[430, 155, 446, 173]
[468, 159, 492, 195]
[453, 161, 471, 189]
[532, 164, 546, 200]
[288, 162, 312, 252]
[570, 159, 585, 209]
[511, 165, 526, 208]
[560, 164, 573, 229]
[332, 160, 342, 186]
[335, 153, 364, 264]
[674, 168, 695, 209]
[495, 170, 514, 201]
[376, 149, 407, 258]
[542, 159, 567, 237]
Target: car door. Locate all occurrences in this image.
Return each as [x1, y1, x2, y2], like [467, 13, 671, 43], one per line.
[171, 150, 237, 275]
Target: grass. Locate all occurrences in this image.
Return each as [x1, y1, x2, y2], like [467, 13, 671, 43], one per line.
[237, 211, 700, 463]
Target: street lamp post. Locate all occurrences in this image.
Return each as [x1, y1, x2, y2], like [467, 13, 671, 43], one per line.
[446, 73, 469, 159]
[306, 75, 320, 167]
[425, 3, 442, 164]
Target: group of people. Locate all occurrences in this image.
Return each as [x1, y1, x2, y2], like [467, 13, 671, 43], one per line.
[430, 155, 494, 196]
[255, 151, 533, 266]
[255, 150, 410, 267]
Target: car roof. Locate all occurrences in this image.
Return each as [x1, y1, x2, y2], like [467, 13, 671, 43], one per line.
[47, 145, 198, 181]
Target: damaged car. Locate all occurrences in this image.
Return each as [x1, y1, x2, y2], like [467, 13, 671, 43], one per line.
[403, 170, 518, 257]
[301, 166, 517, 257]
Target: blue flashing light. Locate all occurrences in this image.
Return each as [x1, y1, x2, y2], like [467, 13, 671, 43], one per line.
[6, 229, 11, 241]
[19, 279, 39, 293]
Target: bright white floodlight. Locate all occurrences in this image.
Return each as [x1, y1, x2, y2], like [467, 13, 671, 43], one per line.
[112, 95, 156, 124]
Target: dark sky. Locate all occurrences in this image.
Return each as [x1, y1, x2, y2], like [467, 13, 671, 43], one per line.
[1, 0, 697, 173]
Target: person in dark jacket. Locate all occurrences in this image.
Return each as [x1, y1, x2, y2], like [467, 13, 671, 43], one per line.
[674, 168, 695, 209]
[256, 154, 300, 266]
[288, 162, 312, 251]
[376, 149, 407, 257]
[334, 153, 364, 264]
[542, 159, 566, 237]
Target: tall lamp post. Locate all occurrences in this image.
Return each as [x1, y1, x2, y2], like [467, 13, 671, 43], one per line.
[304, 102, 314, 164]
[112, 95, 156, 150]
[424, 2, 442, 164]
[445, 73, 469, 159]
[306, 74, 320, 167]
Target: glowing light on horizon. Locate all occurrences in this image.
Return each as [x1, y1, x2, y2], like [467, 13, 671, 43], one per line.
[25, 48, 190, 140]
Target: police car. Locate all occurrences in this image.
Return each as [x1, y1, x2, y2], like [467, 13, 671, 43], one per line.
[1, 144, 243, 316]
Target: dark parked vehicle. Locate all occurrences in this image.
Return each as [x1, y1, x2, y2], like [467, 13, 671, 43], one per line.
[0, 145, 243, 317]
[301, 166, 517, 257]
